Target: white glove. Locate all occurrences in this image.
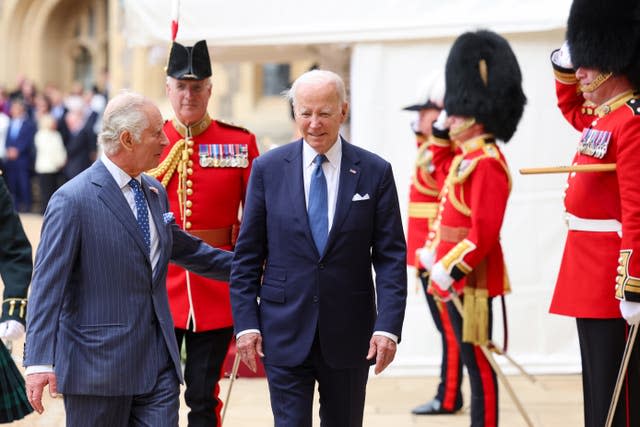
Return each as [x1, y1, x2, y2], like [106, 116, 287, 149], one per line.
[0, 320, 25, 340]
[430, 261, 454, 291]
[417, 247, 435, 272]
[433, 110, 449, 131]
[551, 41, 573, 69]
[620, 300, 640, 325]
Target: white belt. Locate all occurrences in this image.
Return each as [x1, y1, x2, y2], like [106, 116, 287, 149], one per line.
[566, 213, 622, 233]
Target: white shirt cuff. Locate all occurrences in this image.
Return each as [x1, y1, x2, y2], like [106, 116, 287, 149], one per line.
[373, 331, 398, 344]
[25, 365, 54, 375]
[236, 329, 261, 339]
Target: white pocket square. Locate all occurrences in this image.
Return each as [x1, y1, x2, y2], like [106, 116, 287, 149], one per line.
[163, 212, 175, 224]
[352, 193, 370, 201]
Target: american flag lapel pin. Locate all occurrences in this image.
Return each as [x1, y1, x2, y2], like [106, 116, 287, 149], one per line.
[349, 169, 357, 174]
[149, 187, 159, 194]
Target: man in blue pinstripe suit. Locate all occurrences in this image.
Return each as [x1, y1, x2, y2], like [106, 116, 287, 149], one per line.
[23, 92, 233, 427]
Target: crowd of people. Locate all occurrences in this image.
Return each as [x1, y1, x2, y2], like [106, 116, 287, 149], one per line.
[0, 77, 107, 213]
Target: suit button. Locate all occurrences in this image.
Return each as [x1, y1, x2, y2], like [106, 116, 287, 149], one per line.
[318, 263, 325, 269]
[313, 296, 319, 303]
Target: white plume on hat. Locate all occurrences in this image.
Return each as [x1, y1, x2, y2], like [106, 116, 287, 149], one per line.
[404, 69, 445, 111]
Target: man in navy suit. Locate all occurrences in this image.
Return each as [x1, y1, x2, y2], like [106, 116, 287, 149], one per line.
[23, 92, 233, 427]
[3, 98, 36, 212]
[230, 70, 407, 426]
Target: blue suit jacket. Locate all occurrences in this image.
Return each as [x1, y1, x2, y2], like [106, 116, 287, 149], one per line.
[24, 160, 232, 395]
[5, 117, 36, 167]
[230, 139, 407, 369]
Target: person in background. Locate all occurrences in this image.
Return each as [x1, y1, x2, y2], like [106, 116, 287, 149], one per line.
[3, 98, 37, 212]
[404, 72, 463, 416]
[147, 39, 260, 427]
[34, 114, 66, 213]
[549, 0, 640, 425]
[61, 102, 97, 181]
[23, 92, 233, 426]
[230, 69, 407, 426]
[427, 30, 526, 427]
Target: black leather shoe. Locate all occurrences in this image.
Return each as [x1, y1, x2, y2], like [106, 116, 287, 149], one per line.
[411, 398, 461, 415]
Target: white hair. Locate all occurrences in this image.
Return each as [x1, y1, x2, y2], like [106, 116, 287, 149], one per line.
[285, 69, 347, 107]
[98, 91, 150, 156]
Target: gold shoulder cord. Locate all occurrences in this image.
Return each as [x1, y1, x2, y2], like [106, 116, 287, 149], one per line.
[444, 142, 512, 217]
[412, 143, 439, 197]
[444, 155, 471, 216]
[147, 132, 190, 224]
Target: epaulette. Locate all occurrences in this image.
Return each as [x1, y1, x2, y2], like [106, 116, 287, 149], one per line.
[626, 96, 640, 116]
[216, 120, 250, 133]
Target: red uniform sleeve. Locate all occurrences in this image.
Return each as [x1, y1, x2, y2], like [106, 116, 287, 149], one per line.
[241, 134, 260, 206]
[615, 116, 640, 302]
[552, 60, 595, 131]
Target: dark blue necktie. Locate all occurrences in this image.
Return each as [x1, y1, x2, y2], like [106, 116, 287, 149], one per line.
[308, 154, 328, 254]
[128, 179, 151, 254]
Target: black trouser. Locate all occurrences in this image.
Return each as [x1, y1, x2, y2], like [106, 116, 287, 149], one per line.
[447, 297, 498, 427]
[175, 327, 234, 427]
[38, 172, 60, 214]
[577, 318, 640, 427]
[421, 276, 463, 410]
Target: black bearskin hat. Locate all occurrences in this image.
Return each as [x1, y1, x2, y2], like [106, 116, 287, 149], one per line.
[444, 30, 526, 142]
[567, 0, 640, 88]
[166, 40, 212, 80]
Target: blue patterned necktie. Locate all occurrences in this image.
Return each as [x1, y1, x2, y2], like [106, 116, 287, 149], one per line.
[128, 179, 151, 254]
[308, 154, 328, 254]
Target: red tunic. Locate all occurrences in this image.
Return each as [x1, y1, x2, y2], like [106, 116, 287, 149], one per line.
[550, 65, 640, 317]
[429, 135, 511, 299]
[158, 115, 259, 331]
[406, 131, 456, 265]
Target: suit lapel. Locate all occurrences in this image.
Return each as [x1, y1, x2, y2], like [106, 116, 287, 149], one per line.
[92, 161, 151, 261]
[284, 140, 319, 256]
[326, 139, 361, 254]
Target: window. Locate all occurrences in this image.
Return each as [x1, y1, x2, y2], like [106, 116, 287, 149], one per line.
[262, 64, 290, 96]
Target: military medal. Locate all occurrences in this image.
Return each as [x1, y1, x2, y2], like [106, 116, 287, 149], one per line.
[239, 144, 249, 168]
[212, 144, 220, 167]
[229, 144, 238, 167]
[578, 128, 611, 159]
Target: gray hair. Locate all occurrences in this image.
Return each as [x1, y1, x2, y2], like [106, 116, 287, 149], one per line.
[98, 92, 150, 156]
[165, 76, 212, 88]
[285, 69, 347, 107]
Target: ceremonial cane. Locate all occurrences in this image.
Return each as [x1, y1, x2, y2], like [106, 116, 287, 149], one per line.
[605, 323, 638, 427]
[519, 163, 616, 175]
[449, 292, 535, 427]
[488, 343, 540, 386]
[221, 352, 241, 426]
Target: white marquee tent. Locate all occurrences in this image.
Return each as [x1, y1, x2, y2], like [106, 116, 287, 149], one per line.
[124, 0, 585, 375]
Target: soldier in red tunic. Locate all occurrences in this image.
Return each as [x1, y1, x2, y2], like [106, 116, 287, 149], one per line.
[403, 73, 463, 415]
[428, 30, 526, 427]
[549, 1, 640, 425]
[148, 40, 259, 426]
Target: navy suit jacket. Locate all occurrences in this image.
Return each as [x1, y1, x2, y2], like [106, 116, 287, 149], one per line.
[230, 139, 407, 369]
[5, 117, 36, 168]
[24, 160, 232, 395]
